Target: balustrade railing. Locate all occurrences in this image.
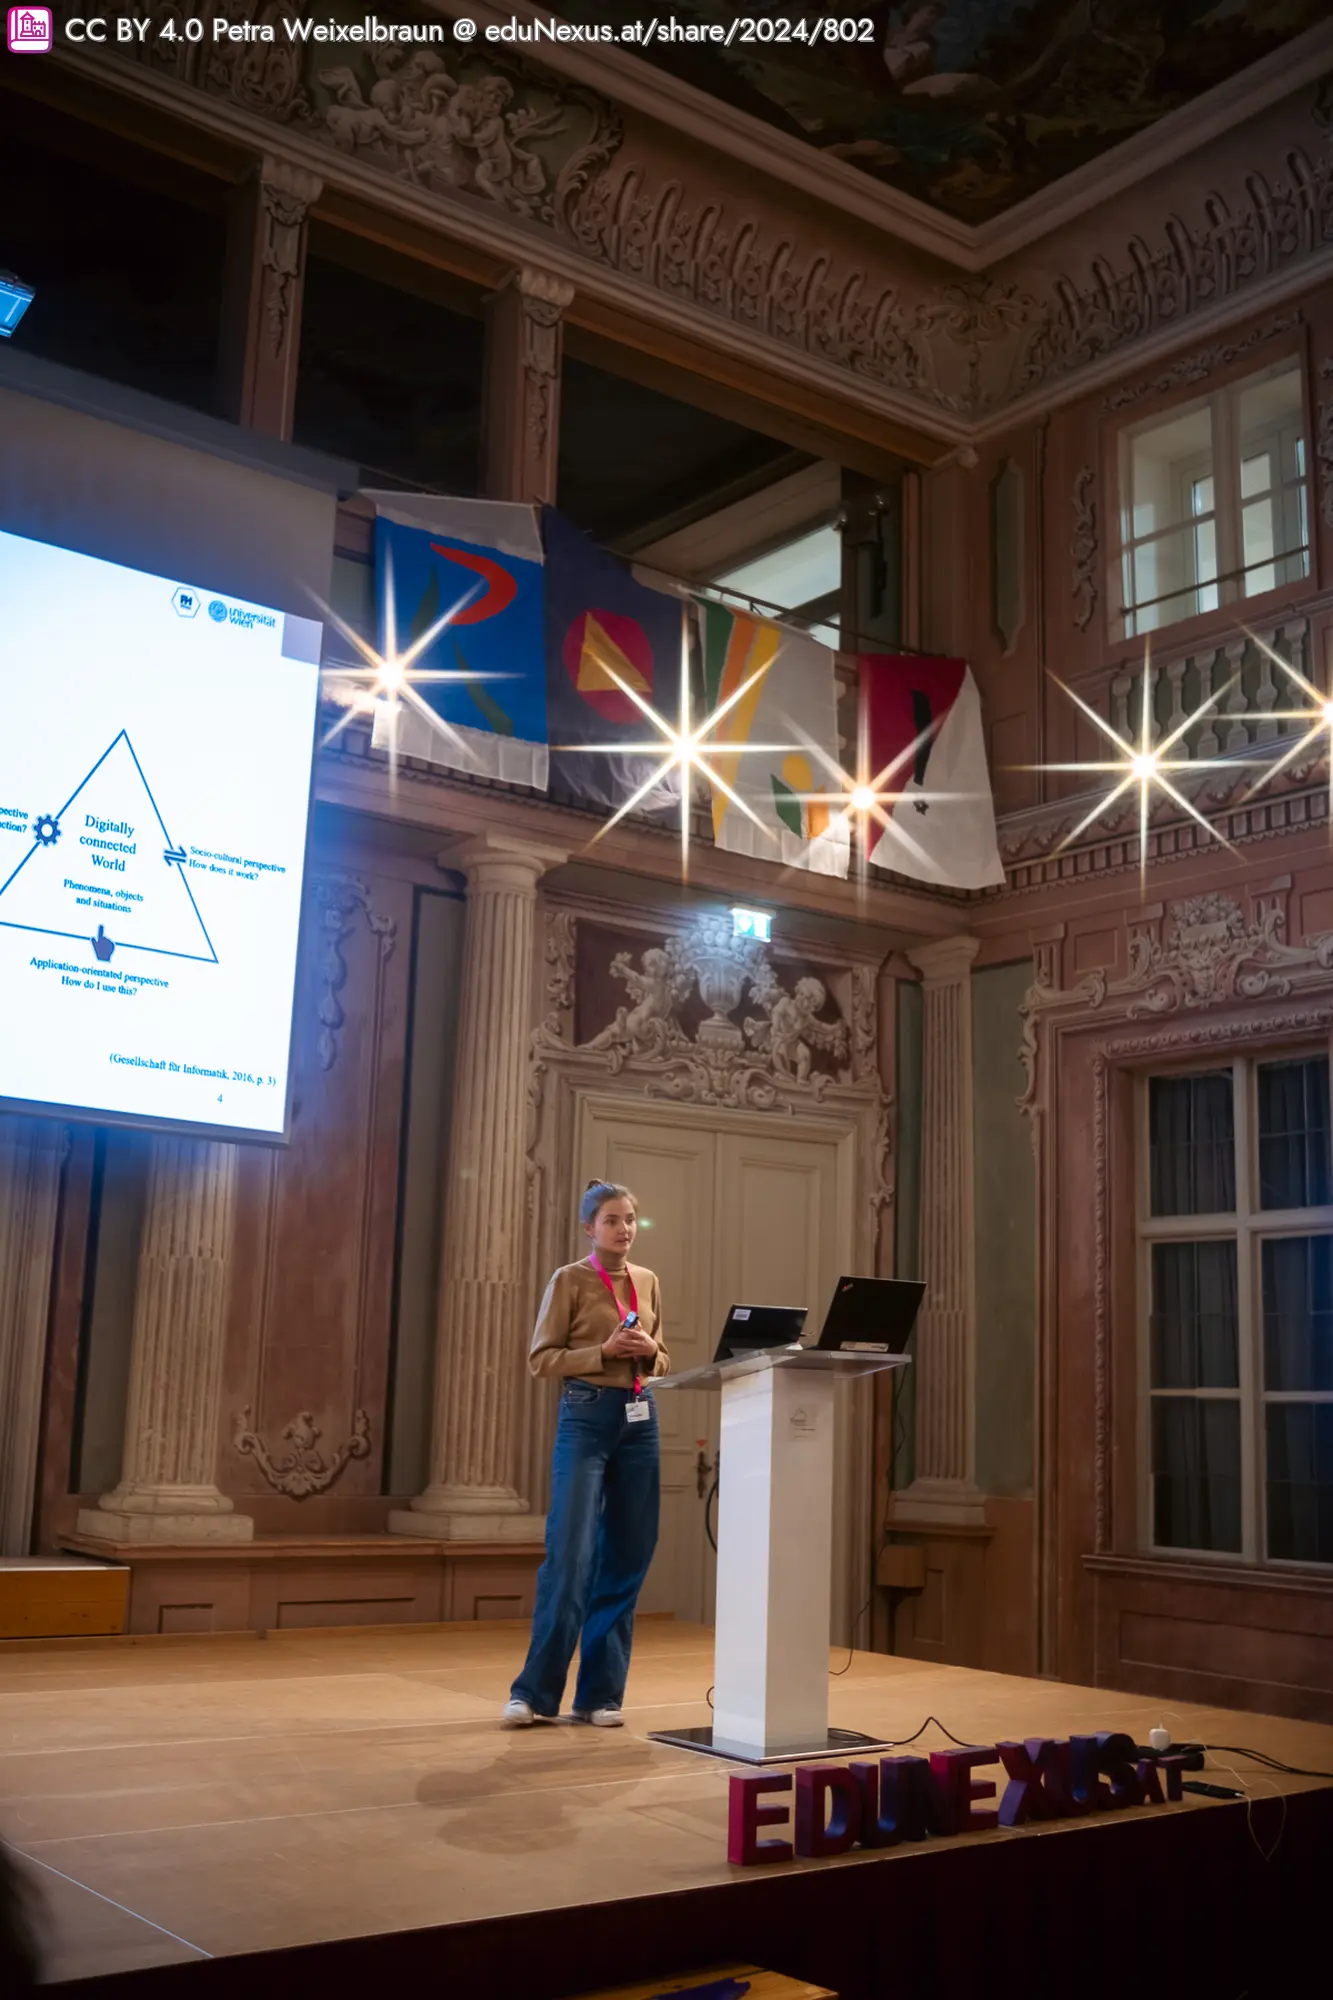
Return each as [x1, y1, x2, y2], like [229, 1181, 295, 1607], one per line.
[1106, 619, 1318, 762]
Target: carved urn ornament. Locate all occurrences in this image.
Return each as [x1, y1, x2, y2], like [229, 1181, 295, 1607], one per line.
[690, 913, 765, 1051]
[567, 915, 854, 1111]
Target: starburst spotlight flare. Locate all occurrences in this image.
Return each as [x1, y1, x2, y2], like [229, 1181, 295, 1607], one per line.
[313, 540, 505, 777]
[1031, 648, 1255, 888]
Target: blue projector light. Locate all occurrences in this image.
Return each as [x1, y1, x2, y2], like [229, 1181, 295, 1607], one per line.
[0, 274, 35, 338]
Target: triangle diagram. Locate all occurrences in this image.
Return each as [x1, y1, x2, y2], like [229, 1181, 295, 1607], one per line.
[0, 731, 217, 966]
[577, 613, 650, 694]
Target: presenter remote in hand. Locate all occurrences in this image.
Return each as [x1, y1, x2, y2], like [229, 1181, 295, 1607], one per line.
[503, 1180, 667, 1730]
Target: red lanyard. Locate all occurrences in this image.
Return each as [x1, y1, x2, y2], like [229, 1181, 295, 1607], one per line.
[589, 1254, 647, 1392]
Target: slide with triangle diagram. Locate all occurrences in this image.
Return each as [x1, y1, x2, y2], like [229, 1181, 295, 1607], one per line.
[0, 730, 217, 967]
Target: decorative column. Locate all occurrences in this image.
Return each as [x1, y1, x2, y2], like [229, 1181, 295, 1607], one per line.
[480, 267, 575, 505]
[78, 1139, 252, 1544]
[0, 1117, 65, 1554]
[219, 154, 323, 440]
[894, 936, 985, 1526]
[391, 833, 566, 1541]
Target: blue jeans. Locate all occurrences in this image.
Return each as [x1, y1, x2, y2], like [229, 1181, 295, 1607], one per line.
[511, 1382, 660, 1717]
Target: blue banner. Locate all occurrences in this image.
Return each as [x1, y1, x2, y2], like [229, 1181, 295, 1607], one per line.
[373, 501, 548, 789]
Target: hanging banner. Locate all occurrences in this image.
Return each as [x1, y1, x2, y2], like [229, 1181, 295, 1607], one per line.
[369, 495, 548, 791]
[699, 600, 849, 879]
[542, 507, 683, 821]
[857, 653, 1004, 890]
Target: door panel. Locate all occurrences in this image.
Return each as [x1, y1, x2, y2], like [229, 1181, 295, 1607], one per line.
[577, 1104, 850, 1631]
[710, 1132, 846, 1625]
[579, 1109, 716, 1620]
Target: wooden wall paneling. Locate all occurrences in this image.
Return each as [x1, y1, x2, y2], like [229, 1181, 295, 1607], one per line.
[1109, 1065, 1141, 1563]
[1054, 1032, 1103, 1688]
[869, 959, 899, 1654]
[980, 1496, 1037, 1676]
[444, 1553, 540, 1625]
[1087, 1557, 1333, 1723]
[884, 1527, 989, 1666]
[33, 1128, 96, 1551]
[223, 862, 414, 1533]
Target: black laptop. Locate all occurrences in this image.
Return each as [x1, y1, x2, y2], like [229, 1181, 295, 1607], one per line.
[814, 1276, 925, 1353]
[713, 1304, 808, 1364]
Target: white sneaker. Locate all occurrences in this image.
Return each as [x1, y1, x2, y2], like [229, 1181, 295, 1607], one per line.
[572, 1705, 624, 1727]
[502, 1698, 535, 1727]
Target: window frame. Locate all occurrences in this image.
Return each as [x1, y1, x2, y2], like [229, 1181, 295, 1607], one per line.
[1135, 1047, 1333, 1571]
[1111, 350, 1315, 646]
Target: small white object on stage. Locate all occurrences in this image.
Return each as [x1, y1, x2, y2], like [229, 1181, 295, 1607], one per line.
[651, 1345, 909, 1764]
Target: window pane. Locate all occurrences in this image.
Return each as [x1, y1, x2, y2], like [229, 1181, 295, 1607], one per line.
[1257, 1056, 1331, 1208]
[1236, 365, 1308, 599]
[1236, 364, 1302, 458]
[1262, 1236, 1333, 1392]
[1266, 1403, 1333, 1563]
[1241, 497, 1276, 596]
[1240, 451, 1272, 499]
[1152, 1397, 1242, 1552]
[1149, 1072, 1235, 1215]
[1124, 404, 1213, 628]
[1151, 1241, 1239, 1388]
[715, 525, 841, 613]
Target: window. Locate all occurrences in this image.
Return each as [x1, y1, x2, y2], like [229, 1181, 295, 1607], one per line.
[712, 522, 843, 647]
[1140, 1055, 1333, 1566]
[1118, 360, 1310, 638]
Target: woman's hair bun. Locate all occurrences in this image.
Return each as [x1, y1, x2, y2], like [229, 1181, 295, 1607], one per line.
[580, 1179, 637, 1225]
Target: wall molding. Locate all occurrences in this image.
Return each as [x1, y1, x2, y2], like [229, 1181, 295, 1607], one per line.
[45, 31, 1333, 438]
[311, 873, 397, 1073]
[234, 1406, 372, 1497]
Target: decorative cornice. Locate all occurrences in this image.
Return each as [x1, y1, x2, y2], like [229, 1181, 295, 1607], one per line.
[1102, 311, 1303, 411]
[445, 5, 1333, 276]
[1017, 886, 1333, 1124]
[998, 723, 1332, 894]
[47, 31, 1333, 437]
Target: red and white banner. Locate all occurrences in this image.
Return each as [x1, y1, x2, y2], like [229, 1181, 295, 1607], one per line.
[856, 654, 1004, 890]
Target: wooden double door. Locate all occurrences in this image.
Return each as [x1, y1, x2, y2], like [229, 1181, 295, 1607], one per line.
[577, 1097, 853, 1627]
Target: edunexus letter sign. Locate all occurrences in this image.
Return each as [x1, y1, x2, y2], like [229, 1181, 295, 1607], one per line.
[727, 1735, 1193, 1864]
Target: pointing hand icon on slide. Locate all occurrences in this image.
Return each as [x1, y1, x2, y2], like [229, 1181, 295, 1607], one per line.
[92, 925, 114, 963]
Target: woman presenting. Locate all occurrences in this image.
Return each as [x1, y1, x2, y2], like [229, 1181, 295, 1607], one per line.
[504, 1180, 669, 1728]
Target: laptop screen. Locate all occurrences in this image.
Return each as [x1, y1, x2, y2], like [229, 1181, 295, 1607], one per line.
[815, 1277, 925, 1353]
[713, 1304, 807, 1364]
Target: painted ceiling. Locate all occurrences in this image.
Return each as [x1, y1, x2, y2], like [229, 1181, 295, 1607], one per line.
[557, 1, 1326, 226]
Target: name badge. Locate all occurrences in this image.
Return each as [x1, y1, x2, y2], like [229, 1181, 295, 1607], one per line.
[625, 1399, 651, 1424]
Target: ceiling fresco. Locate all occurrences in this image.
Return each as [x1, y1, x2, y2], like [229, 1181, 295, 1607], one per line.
[557, 1, 1327, 225]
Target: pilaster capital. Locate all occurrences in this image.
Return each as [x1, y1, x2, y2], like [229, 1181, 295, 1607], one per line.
[501, 266, 577, 314]
[438, 832, 568, 894]
[256, 152, 324, 211]
[907, 935, 981, 986]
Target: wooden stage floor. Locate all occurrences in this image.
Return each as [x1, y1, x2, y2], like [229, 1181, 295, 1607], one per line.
[3, 1617, 1331, 1996]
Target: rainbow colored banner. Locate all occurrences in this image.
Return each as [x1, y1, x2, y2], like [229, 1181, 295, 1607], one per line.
[698, 600, 849, 878]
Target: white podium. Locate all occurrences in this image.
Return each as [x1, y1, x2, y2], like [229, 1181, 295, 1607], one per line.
[649, 1344, 909, 1764]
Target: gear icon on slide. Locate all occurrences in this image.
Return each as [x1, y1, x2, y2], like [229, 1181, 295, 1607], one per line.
[32, 814, 61, 847]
